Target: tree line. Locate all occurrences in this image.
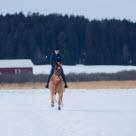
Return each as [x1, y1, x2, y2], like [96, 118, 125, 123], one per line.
[0, 12, 136, 65]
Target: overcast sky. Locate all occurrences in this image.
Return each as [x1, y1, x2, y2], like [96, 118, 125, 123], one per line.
[0, 0, 135, 21]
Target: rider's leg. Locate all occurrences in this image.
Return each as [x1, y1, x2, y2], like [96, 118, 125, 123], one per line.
[61, 68, 68, 88]
[45, 67, 54, 88]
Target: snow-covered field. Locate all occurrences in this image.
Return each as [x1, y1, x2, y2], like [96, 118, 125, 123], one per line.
[0, 89, 136, 136]
[33, 65, 136, 75]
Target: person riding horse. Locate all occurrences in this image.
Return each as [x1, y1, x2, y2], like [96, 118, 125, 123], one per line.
[45, 48, 68, 88]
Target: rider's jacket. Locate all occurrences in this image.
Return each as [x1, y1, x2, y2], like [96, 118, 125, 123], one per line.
[50, 53, 62, 68]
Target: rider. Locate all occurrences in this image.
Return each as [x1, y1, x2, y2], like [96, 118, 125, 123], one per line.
[45, 47, 68, 88]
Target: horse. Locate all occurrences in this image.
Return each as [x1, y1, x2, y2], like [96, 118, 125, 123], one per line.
[49, 62, 65, 110]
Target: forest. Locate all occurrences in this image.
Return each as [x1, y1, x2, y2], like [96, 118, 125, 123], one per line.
[0, 12, 136, 65]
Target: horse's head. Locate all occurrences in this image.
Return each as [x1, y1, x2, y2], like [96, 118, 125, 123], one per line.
[54, 62, 62, 75]
[55, 62, 62, 69]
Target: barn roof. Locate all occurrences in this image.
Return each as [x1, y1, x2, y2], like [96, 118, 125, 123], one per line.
[0, 59, 33, 68]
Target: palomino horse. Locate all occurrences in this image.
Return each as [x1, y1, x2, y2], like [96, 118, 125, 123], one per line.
[49, 62, 65, 110]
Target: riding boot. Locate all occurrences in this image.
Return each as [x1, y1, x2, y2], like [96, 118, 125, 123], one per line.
[64, 83, 68, 88]
[45, 74, 52, 88]
[45, 68, 54, 88]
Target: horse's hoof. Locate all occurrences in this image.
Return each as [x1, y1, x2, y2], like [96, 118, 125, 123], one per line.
[58, 107, 61, 110]
[51, 104, 54, 107]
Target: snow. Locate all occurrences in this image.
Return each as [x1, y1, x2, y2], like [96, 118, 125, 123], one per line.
[33, 65, 136, 75]
[0, 59, 33, 68]
[0, 89, 136, 136]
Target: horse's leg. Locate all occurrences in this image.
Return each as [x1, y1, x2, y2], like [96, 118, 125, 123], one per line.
[61, 94, 63, 106]
[58, 92, 62, 110]
[54, 93, 57, 103]
[51, 91, 54, 107]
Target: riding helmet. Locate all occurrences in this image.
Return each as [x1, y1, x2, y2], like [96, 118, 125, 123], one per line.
[54, 47, 60, 51]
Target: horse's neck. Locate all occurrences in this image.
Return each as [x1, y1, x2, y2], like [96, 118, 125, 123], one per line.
[54, 69, 61, 76]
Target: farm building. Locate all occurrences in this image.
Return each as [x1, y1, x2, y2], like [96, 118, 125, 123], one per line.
[0, 59, 33, 75]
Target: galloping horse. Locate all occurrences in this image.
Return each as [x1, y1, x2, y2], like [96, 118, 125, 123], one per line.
[49, 62, 65, 110]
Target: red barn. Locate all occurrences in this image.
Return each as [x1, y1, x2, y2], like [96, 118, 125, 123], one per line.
[0, 59, 33, 75]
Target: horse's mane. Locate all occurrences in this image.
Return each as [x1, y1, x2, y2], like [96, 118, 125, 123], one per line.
[54, 62, 62, 75]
